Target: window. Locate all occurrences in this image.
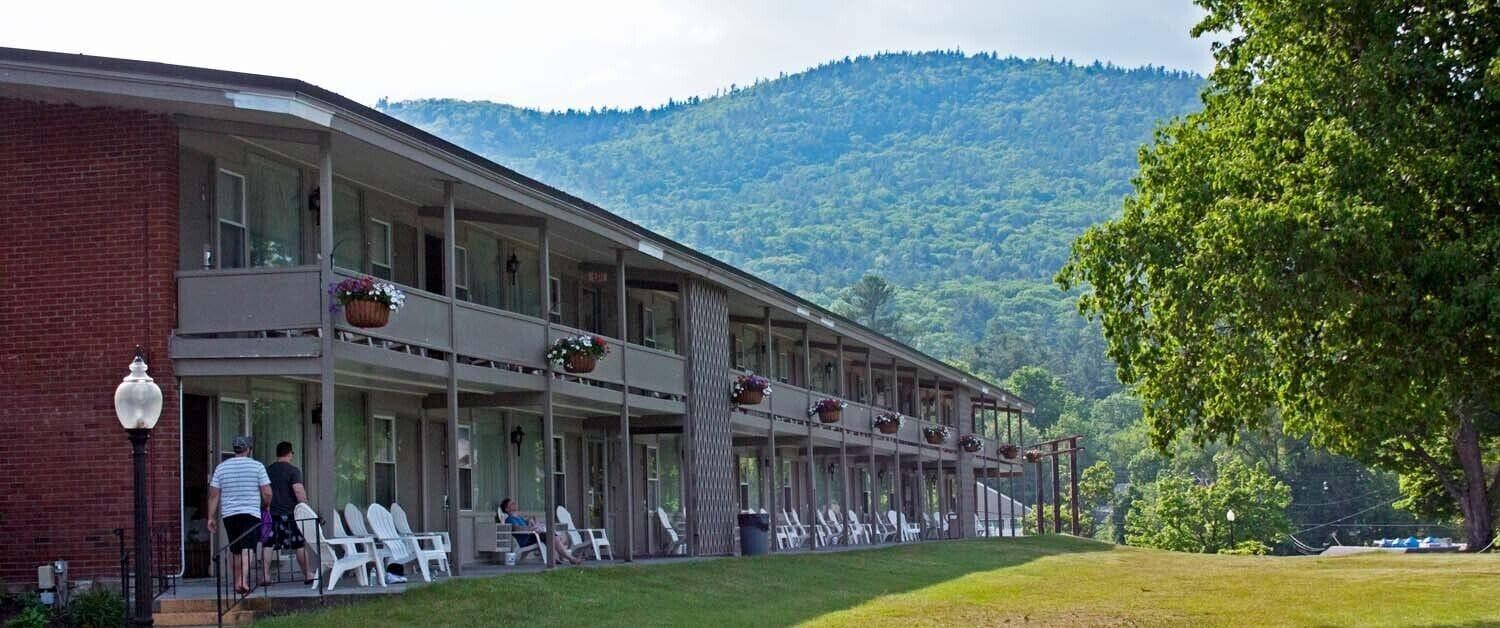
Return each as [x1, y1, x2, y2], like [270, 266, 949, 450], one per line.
[454, 246, 470, 302]
[244, 153, 302, 267]
[370, 219, 393, 280]
[515, 414, 545, 511]
[217, 397, 249, 460]
[372, 415, 396, 506]
[333, 184, 362, 271]
[457, 423, 474, 511]
[641, 305, 657, 348]
[549, 277, 562, 323]
[252, 390, 301, 467]
[551, 435, 566, 509]
[215, 170, 246, 269]
[474, 414, 506, 514]
[334, 390, 367, 509]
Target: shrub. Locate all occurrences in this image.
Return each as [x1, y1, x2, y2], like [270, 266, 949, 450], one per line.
[66, 588, 125, 628]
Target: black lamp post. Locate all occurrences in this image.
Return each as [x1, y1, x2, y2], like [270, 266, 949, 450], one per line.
[115, 348, 162, 627]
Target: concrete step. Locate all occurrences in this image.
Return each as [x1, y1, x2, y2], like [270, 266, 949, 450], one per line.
[158, 597, 271, 613]
[152, 609, 256, 626]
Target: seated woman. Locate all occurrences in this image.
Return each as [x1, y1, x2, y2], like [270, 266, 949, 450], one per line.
[500, 498, 582, 565]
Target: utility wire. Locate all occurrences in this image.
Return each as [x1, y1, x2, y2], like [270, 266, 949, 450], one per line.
[1290, 498, 1400, 536]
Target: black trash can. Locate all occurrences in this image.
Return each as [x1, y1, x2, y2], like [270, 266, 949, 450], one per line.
[738, 512, 770, 556]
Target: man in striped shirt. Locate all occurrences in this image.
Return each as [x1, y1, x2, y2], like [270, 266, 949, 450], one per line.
[207, 435, 271, 594]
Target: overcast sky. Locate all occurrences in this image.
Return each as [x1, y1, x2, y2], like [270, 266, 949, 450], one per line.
[2, 1, 1211, 111]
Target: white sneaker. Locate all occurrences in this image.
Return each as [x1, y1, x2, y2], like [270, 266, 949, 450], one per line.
[385, 573, 407, 584]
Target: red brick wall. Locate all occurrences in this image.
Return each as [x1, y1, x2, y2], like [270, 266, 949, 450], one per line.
[0, 98, 180, 584]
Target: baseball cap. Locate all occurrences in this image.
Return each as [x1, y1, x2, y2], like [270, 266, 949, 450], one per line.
[232, 435, 252, 452]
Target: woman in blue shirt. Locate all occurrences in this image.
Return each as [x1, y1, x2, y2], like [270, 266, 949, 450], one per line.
[501, 498, 582, 565]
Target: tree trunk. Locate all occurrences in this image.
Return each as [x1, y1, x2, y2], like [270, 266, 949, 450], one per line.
[1453, 411, 1495, 551]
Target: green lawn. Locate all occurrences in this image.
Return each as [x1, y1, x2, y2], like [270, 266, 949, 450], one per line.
[258, 537, 1499, 627]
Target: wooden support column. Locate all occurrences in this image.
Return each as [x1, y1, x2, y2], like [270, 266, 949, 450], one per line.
[1035, 454, 1045, 535]
[540, 220, 557, 566]
[616, 248, 634, 561]
[937, 437, 948, 538]
[803, 327, 816, 546]
[763, 307, 776, 551]
[915, 442, 925, 539]
[1069, 437, 1081, 536]
[835, 336, 845, 398]
[315, 133, 336, 524]
[892, 440, 902, 541]
[441, 181, 465, 574]
[889, 358, 898, 412]
[1052, 441, 1062, 534]
[839, 422, 851, 544]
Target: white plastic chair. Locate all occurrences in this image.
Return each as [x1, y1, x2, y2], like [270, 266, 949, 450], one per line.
[845, 509, 873, 544]
[656, 507, 687, 556]
[824, 507, 849, 544]
[495, 507, 548, 564]
[298, 503, 374, 591]
[367, 504, 444, 582]
[316, 506, 381, 590]
[884, 510, 904, 542]
[813, 509, 835, 546]
[391, 503, 450, 574]
[898, 512, 921, 542]
[556, 506, 613, 560]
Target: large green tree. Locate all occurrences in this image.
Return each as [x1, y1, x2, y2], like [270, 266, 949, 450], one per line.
[1062, 0, 1500, 548]
[837, 274, 901, 335]
[1126, 454, 1292, 554]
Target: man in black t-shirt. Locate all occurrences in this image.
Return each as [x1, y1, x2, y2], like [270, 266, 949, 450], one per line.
[262, 441, 313, 585]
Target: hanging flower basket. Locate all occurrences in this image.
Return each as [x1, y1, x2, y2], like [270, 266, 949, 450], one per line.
[998, 443, 1020, 459]
[1024, 449, 1043, 463]
[922, 425, 948, 445]
[872, 412, 902, 434]
[731, 373, 772, 405]
[547, 335, 611, 374]
[809, 398, 847, 423]
[343, 299, 390, 328]
[329, 276, 406, 329]
[958, 434, 983, 453]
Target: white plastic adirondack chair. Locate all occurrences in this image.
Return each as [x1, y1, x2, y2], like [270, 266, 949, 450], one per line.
[495, 507, 548, 564]
[869, 510, 892, 542]
[825, 507, 850, 544]
[898, 512, 920, 542]
[845, 510, 873, 544]
[814, 509, 837, 546]
[655, 507, 687, 555]
[789, 509, 812, 548]
[793, 509, 826, 547]
[367, 504, 444, 582]
[775, 511, 802, 549]
[330, 506, 386, 586]
[556, 506, 613, 560]
[391, 503, 450, 574]
[299, 503, 373, 591]
[884, 510, 903, 542]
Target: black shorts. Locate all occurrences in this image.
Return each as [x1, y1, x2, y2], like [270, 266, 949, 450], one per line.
[222, 514, 261, 553]
[268, 513, 305, 550]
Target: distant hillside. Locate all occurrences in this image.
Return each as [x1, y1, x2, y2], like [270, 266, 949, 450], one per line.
[381, 51, 1203, 396]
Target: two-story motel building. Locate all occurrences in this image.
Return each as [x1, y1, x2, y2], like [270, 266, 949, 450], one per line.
[0, 47, 1031, 584]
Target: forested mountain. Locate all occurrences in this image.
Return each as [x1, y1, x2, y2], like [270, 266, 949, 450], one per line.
[382, 51, 1432, 550]
[381, 51, 1203, 398]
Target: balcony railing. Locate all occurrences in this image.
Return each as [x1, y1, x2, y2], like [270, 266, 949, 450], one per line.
[177, 267, 686, 399]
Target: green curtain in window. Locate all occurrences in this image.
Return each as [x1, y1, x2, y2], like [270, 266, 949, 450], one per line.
[334, 390, 367, 510]
[464, 231, 501, 309]
[658, 436, 683, 518]
[245, 153, 302, 267]
[252, 392, 301, 467]
[474, 411, 505, 514]
[333, 183, 363, 271]
[515, 413, 545, 512]
[510, 246, 541, 318]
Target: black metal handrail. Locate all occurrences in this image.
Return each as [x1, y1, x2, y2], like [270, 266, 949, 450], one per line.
[115, 524, 177, 624]
[211, 513, 325, 627]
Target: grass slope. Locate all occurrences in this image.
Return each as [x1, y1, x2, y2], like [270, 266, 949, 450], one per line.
[258, 537, 1499, 627]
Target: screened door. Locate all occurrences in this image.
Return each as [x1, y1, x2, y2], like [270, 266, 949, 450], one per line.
[584, 439, 609, 529]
